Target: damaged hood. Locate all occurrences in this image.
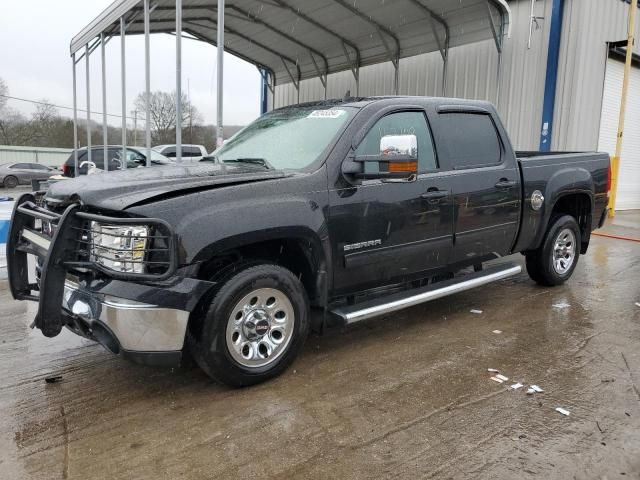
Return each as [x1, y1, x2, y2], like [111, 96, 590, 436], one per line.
[45, 163, 291, 210]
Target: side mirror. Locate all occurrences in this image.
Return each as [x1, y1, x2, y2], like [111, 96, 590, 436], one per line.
[342, 134, 418, 182]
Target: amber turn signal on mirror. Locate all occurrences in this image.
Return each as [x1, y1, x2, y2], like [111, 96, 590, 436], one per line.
[387, 160, 418, 173]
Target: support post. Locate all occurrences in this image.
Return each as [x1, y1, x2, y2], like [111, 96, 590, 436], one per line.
[609, 0, 638, 216]
[120, 17, 127, 170]
[538, 0, 564, 152]
[442, 49, 448, 96]
[216, 0, 225, 149]
[144, 0, 151, 166]
[85, 44, 92, 167]
[176, 0, 183, 162]
[72, 54, 79, 177]
[259, 68, 268, 114]
[101, 33, 108, 171]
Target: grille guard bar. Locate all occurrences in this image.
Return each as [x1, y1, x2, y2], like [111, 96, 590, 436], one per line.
[7, 195, 178, 337]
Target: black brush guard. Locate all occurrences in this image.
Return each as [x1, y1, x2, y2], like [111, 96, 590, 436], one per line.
[7, 193, 177, 337]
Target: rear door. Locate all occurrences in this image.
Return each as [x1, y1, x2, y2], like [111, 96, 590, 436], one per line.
[329, 109, 454, 295]
[429, 106, 521, 263]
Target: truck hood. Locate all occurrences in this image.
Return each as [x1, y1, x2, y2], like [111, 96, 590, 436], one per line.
[45, 163, 292, 210]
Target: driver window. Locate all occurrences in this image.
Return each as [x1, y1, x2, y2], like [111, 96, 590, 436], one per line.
[355, 111, 437, 173]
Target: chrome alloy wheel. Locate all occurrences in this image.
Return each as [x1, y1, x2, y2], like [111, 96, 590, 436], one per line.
[225, 288, 295, 368]
[552, 228, 576, 275]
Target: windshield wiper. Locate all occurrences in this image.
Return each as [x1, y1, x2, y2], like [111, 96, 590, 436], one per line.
[222, 158, 273, 169]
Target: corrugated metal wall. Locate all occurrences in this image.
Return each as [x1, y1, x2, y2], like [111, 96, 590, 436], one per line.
[553, 0, 640, 150]
[269, 0, 638, 152]
[0, 146, 72, 167]
[271, 0, 552, 149]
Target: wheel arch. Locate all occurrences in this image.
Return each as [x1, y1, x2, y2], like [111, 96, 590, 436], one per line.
[527, 167, 595, 253]
[192, 227, 331, 308]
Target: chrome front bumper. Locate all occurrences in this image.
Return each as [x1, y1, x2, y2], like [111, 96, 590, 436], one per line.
[62, 280, 189, 353]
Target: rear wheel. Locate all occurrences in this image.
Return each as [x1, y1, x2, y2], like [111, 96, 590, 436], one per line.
[188, 263, 310, 387]
[526, 214, 581, 286]
[3, 175, 18, 188]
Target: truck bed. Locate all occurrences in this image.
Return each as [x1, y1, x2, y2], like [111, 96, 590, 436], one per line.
[512, 150, 610, 254]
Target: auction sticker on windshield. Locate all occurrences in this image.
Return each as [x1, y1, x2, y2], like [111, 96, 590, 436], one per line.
[307, 110, 346, 119]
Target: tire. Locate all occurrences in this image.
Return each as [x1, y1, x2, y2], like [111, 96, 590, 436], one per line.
[525, 214, 581, 286]
[188, 263, 310, 387]
[3, 175, 18, 188]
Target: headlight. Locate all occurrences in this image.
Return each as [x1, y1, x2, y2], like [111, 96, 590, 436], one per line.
[90, 222, 149, 274]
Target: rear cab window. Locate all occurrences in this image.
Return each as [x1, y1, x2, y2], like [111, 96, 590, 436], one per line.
[436, 112, 502, 169]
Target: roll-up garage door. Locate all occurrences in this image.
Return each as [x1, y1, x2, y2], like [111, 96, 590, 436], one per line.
[598, 57, 640, 210]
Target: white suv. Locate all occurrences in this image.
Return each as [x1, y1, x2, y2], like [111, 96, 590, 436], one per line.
[153, 144, 209, 162]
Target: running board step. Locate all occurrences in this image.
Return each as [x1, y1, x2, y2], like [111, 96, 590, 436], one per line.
[331, 263, 522, 324]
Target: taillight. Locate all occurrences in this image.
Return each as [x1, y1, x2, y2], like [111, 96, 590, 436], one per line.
[62, 164, 69, 176]
[606, 160, 612, 196]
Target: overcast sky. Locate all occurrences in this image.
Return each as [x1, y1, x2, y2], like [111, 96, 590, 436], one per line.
[0, 1, 261, 127]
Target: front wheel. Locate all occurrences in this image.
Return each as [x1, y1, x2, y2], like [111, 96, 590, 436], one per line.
[188, 264, 310, 387]
[3, 175, 18, 188]
[526, 214, 581, 286]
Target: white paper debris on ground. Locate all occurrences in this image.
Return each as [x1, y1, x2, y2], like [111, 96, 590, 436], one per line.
[492, 330, 502, 334]
[495, 374, 509, 382]
[490, 377, 504, 384]
[635, 302, 640, 308]
[487, 368, 500, 373]
[552, 302, 571, 309]
[510, 383, 524, 390]
[555, 407, 570, 416]
[530, 385, 544, 393]
[526, 388, 535, 395]
[470, 309, 483, 314]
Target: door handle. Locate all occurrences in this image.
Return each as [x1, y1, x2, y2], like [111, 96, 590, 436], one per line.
[495, 179, 517, 189]
[421, 190, 448, 201]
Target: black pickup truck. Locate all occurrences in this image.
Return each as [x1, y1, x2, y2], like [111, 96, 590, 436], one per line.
[8, 97, 610, 386]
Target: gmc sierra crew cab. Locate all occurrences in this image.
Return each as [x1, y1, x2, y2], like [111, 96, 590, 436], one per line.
[7, 96, 610, 387]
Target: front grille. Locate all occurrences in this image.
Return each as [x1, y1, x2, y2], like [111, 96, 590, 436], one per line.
[13, 199, 177, 282]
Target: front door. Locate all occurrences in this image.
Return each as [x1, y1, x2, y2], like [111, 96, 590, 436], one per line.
[328, 110, 454, 295]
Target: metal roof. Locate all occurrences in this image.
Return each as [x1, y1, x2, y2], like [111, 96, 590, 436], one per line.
[71, 0, 511, 85]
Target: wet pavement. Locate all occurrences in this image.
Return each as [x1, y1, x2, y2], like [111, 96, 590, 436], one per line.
[1, 212, 639, 479]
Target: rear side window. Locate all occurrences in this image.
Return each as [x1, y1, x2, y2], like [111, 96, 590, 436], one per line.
[11, 163, 30, 169]
[437, 113, 501, 169]
[184, 147, 201, 157]
[356, 111, 437, 173]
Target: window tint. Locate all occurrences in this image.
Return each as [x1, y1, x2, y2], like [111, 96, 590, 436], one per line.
[355, 111, 437, 173]
[90, 149, 104, 166]
[11, 163, 30, 169]
[437, 113, 501, 168]
[184, 147, 201, 156]
[30, 163, 49, 170]
[164, 147, 177, 158]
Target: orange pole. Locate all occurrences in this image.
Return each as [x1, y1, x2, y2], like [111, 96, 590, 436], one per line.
[608, 0, 638, 217]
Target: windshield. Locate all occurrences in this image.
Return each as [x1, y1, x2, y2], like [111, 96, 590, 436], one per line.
[213, 106, 355, 170]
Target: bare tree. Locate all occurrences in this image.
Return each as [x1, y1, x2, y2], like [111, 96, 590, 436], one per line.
[0, 93, 61, 146]
[133, 90, 202, 145]
[0, 77, 7, 112]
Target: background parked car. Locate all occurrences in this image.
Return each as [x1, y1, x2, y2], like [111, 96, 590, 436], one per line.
[62, 146, 174, 177]
[0, 162, 60, 188]
[153, 144, 209, 162]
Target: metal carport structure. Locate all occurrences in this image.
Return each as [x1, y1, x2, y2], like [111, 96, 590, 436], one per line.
[69, 0, 511, 173]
